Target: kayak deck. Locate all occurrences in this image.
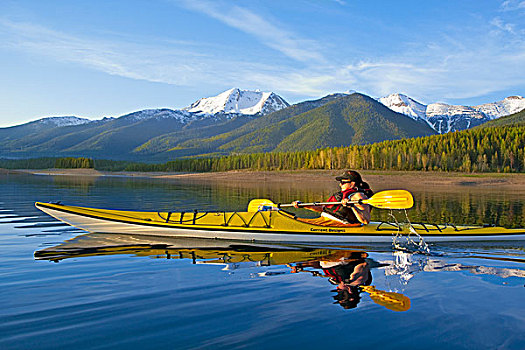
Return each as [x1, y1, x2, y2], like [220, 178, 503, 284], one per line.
[35, 202, 525, 243]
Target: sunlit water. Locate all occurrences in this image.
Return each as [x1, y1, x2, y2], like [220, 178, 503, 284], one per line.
[1, 173, 524, 349]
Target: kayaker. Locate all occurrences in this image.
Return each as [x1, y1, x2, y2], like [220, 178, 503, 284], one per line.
[292, 170, 372, 225]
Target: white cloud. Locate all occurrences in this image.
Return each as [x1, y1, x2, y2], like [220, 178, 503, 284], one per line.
[175, 0, 326, 63]
[1, 5, 524, 107]
[0, 19, 282, 88]
[490, 17, 516, 34]
[501, 0, 525, 11]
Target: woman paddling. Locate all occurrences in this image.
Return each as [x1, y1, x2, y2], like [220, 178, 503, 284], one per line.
[292, 170, 372, 225]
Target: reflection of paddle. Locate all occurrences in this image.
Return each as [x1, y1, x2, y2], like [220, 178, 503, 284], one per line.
[248, 190, 414, 212]
[360, 285, 411, 312]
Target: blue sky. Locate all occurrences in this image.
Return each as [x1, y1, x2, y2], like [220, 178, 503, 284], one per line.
[1, 0, 524, 127]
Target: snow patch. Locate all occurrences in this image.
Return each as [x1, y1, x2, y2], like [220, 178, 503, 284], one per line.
[35, 116, 92, 127]
[121, 109, 194, 122]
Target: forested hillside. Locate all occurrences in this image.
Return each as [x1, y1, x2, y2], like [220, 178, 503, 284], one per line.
[163, 93, 435, 157]
[138, 125, 522, 173]
[3, 125, 523, 173]
[114, 125, 525, 173]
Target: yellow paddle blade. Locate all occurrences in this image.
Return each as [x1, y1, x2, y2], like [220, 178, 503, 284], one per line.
[363, 190, 414, 210]
[247, 199, 277, 212]
[361, 285, 411, 312]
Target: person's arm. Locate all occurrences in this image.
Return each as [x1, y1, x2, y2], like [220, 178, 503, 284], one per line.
[347, 262, 370, 285]
[341, 192, 370, 224]
[291, 201, 323, 212]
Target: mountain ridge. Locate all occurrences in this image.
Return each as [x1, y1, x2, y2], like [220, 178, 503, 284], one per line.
[162, 93, 436, 157]
[380, 93, 525, 133]
[0, 88, 521, 161]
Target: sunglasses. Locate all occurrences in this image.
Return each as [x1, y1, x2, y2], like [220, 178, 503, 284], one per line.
[339, 181, 353, 185]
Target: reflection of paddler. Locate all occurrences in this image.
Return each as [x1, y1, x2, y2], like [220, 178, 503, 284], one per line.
[322, 254, 371, 287]
[332, 285, 361, 309]
[288, 252, 410, 311]
[326, 255, 371, 309]
[288, 251, 371, 283]
[287, 251, 372, 309]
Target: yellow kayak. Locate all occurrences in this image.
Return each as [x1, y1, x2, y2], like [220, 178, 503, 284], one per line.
[35, 201, 525, 243]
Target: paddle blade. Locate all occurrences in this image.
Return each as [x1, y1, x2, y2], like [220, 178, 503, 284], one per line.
[247, 199, 277, 212]
[361, 286, 411, 312]
[364, 190, 414, 210]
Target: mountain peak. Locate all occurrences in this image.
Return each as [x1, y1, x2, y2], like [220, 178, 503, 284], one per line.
[378, 93, 427, 120]
[504, 95, 523, 100]
[184, 88, 289, 116]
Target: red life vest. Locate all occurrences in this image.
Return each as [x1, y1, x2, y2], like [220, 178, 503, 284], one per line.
[324, 187, 373, 223]
[325, 188, 359, 211]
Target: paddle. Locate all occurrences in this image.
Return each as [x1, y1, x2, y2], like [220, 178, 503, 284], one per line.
[247, 190, 414, 211]
[360, 285, 411, 312]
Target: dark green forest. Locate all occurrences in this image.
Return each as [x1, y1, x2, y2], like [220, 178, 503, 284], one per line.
[55, 157, 94, 169]
[124, 125, 525, 173]
[1, 125, 524, 173]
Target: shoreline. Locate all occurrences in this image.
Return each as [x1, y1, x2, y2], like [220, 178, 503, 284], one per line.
[3, 168, 525, 190]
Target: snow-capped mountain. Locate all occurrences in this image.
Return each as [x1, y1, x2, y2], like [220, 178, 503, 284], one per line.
[379, 94, 427, 120]
[474, 96, 525, 119]
[33, 116, 92, 127]
[184, 88, 289, 116]
[121, 109, 194, 123]
[379, 94, 525, 133]
[425, 103, 489, 133]
[3, 89, 289, 139]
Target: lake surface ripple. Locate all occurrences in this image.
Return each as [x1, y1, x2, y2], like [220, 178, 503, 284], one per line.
[1, 173, 524, 349]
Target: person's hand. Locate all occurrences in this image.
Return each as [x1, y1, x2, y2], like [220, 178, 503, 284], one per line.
[292, 200, 301, 208]
[290, 266, 299, 273]
[341, 198, 353, 207]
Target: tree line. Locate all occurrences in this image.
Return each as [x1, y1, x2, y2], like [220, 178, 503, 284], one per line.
[0, 157, 94, 169]
[54, 157, 94, 169]
[1, 125, 524, 173]
[123, 125, 525, 173]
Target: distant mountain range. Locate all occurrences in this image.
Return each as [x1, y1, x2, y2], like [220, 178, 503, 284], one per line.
[0, 88, 523, 161]
[379, 93, 525, 133]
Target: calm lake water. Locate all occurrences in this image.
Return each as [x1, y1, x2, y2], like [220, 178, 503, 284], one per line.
[1, 173, 524, 349]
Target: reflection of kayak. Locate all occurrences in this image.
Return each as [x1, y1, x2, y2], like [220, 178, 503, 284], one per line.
[34, 233, 411, 311]
[34, 233, 345, 264]
[35, 202, 525, 243]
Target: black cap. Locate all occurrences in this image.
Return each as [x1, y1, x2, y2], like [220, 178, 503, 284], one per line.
[335, 170, 362, 182]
